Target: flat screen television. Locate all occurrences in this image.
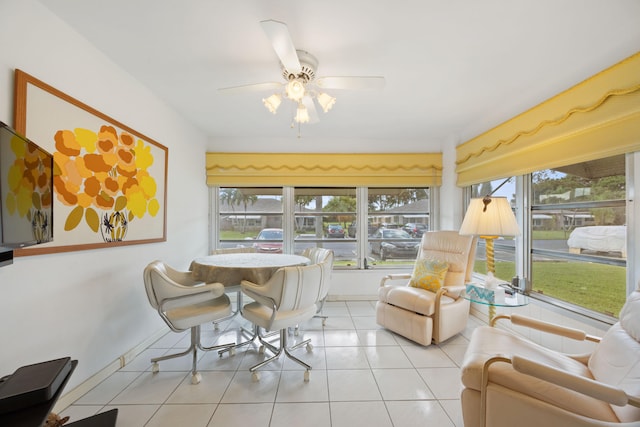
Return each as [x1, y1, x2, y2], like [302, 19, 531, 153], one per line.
[0, 120, 54, 266]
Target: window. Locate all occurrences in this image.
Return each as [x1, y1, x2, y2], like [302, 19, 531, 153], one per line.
[467, 154, 631, 320]
[367, 188, 430, 267]
[293, 187, 357, 267]
[218, 187, 282, 251]
[214, 186, 433, 269]
[530, 155, 626, 317]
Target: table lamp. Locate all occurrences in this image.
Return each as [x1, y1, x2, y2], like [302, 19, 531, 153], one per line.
[459, 195, 521, 279]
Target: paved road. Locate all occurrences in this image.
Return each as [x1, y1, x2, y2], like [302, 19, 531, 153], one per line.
[226, 237, 623, 263]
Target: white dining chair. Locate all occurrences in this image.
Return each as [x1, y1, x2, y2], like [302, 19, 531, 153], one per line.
[143, 260, 235, 384]
[240, 258, 331, 381]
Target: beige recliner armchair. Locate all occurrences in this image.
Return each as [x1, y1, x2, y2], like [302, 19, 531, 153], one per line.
[376, 230, 478, 345]
[460, 289, 640, 427]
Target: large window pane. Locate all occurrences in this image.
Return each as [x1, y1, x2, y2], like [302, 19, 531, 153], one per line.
[219, 187, 282, 251]
[367, 188, 430, 267]
[531, 154, 626, 317]
[293, 188, 356, 266]
[214, 186, 436, 270]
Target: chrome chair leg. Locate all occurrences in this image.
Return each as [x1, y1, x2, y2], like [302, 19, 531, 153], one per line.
[151, 346, 193, 365]
[151, 326, 234, 384]
[257, 332, 279, 354]
[249, 329, 312, 382]
[289, 337, 312, 351]
[218, 323, 262, 356]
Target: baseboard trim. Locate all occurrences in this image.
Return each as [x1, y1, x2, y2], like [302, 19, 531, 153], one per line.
[326, 294, 378, 301]
[469, 304, 489, 324]
[53, 327, 169, 412]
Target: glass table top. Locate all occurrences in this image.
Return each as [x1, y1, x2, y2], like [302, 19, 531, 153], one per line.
[464, 285, 530, 307]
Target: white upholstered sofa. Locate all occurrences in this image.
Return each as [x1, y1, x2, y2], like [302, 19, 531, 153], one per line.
[460, 289, 640, 426]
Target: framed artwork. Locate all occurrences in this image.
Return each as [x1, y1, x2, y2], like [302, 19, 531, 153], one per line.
[13, 69, 168, 255]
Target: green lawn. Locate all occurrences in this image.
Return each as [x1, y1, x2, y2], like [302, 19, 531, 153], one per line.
[531, 230, 572, 240]
[221, 230, 259, 240]
[475, 260, 625, 317]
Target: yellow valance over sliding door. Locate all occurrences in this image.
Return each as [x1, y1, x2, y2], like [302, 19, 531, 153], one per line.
[456, 51, 640, 186]
[206, 152, 442, 187]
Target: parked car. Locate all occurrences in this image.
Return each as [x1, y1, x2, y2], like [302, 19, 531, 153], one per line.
[402, 223, 428, 237]
[253, 228, 283, 253]
[369, 228, 419, 260]
[325, 224, 345, 239]
[378, 223, 401, 229]
[347, 222, 377, 238]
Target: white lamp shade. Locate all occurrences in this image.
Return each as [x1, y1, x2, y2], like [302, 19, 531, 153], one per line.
[262, 94, 281, 114]
[459, 197, 521, 237]
[317, 92, 336, 113]
[294, 104, 310, 123]
[285, 79, 306, 101]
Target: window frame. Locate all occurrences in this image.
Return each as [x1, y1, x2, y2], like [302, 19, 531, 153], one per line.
[466, 152, 637, 325]
[210, 185, 437, 270]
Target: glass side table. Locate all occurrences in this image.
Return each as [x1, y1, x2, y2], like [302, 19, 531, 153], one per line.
[464, 288, 529, 325]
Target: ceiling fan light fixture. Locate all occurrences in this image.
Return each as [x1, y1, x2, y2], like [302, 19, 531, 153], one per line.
[294, 103, 310, 123]
[220, 20, 386, 129]
[316, 92, 336, 113]
[262, 93, 282, 114]
[285, 78, 306, 101]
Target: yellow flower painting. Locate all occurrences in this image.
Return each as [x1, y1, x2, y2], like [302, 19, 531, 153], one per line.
[14, 70, 167, 254]
[53, 125, 159, 242]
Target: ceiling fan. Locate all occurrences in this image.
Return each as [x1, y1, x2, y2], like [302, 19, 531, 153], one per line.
[218, 19, 385, 125]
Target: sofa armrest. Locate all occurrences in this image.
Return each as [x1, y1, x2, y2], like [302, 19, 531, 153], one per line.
[380, 273, 411, 287]
[492, 313, 601, 342]
[512, 355, 640, 408]
[493, 314, 600, 343]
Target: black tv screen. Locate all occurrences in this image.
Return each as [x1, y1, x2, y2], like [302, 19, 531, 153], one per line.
[0, 120, 54, 253]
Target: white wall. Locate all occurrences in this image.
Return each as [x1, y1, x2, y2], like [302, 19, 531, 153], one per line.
[0, 0, 210, 390]
[440, 136, 464, 230]
[0, 0, 617, 401]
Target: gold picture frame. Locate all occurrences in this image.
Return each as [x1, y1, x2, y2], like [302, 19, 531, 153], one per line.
[13, 69, 168, 255]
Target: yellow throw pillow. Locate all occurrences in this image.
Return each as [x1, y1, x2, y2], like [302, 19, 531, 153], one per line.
[409, 258, 449, 291]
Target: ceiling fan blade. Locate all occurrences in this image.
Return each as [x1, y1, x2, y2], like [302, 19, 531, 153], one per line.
[302, 96, 320, 123]
[316, 76, 385, 90]
[260, 19, 301, 74]
[218, 82, 283, 94]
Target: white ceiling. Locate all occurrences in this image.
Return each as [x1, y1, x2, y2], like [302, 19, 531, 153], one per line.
[40, 0, 640, 152]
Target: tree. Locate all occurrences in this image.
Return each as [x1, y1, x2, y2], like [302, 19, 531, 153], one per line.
[219, 188, 257, 233]
[323, 196, 356, 227]
[219, 188, 237, 212]
[368, 188, 428, 211]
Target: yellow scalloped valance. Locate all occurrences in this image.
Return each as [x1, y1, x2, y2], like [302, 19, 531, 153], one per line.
[456, 51, 640, 186]
[205, 152, 442, 187]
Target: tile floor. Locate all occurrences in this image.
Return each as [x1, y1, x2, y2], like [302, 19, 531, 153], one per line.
[61, 301, 485, 426]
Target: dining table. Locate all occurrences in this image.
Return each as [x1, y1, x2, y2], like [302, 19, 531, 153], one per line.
[190, 252, 310, 287]
[190, 252, 311, 355]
